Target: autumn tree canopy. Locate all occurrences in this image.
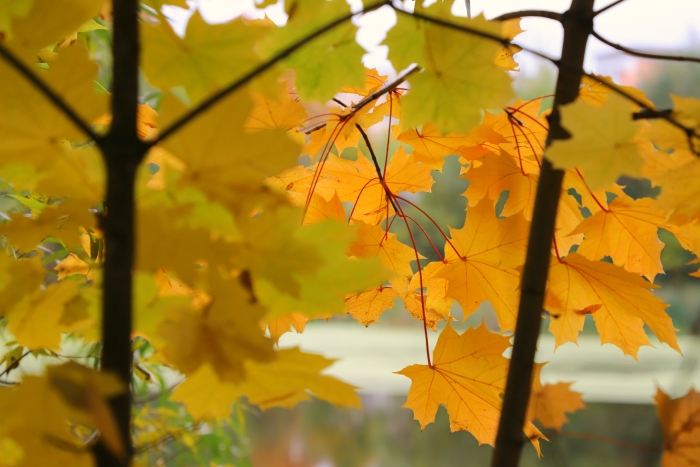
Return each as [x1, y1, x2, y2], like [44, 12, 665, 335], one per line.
[0, 1, 699, 467]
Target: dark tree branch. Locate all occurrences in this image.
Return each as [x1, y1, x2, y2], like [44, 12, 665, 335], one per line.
[492, 10, 562, 22]
[592, 30, 700, 64]
[392, 7, 700, 154]
[153, 0, 391, 145]
[0, 44, 98, 141]
[491, 1, 595, 467]
[95, 0, 147, 466]
[594, 0, 628, 16]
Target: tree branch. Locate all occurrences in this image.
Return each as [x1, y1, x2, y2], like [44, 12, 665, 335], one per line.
[592, 30, 700, 64]
[492, 10, 562, 22]
[491, 1, 595, 467]
[392, 7, 700, 155]
[0, 44, 98, 141]
[594, 0, 628, 16]
[302, 64, 420, 135]
[153, 0, 390, 145]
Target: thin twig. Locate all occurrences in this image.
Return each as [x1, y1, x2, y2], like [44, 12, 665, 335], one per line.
[0, 350, 32, 379]
[592, 30, 700, 64]
[0, 44, 98, 141]
[154, 0, 390, 144]
[493, 10, 562, 22]
[594, 0, 629, 16]
[355, 123, 399, 212]
[303, 64, 419, 135]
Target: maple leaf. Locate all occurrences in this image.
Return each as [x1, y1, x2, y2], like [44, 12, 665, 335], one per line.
[0, 363, 124, 466]
[527, 382, 586, 431]
[481, 98, 550, 162]
[0, 44, 106, 181]
[546, 253, 679, 358]
[157, 272, 275, 382]
[462, 150, 538, 220]
[258, 0, 365, 102]
[141, 11, 266, 103]
[548, 93, 645, 190]
[434, 200, 529, 332]
[649, 95, 700, 154]
[265, 312, 309, 344]
[345, 287, 398, 326]
[655, 158, 700, 219]
[171, 348, 360, 419]
[253, 218, 386, 320]
[397, 122, 505, 171]
[656, 387, 700, 467]
[159, 91, 300, 211]
[347, 221, 419, 288]
[387, 12, 513, 133]
[397, 323, 544, 449]
[314, 147, 434, 224]
[569, 192, 666, 281]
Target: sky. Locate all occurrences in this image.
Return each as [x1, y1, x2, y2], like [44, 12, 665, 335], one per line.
[165, 0, 700, 91]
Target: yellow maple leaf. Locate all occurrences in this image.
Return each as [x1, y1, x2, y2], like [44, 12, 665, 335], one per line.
[655, 387, 700, 467]
[546, 253, 679, 358]
[397, 323, 544, 450]
[158, 273, 275, 382]
[171, 348, 360, 419]
[265, 312, 309, 344]
[303, 192, 346, 225]
[548, 93, 645, 190]
[648, 95, 700, 154]
[433, 200, 529, 332]
[569, 192, 666, 281]
[527, 382, 586, 431]
[655, 158, 700, 219]
[481, 98, 550, 162]
[159, 91, 299, 211]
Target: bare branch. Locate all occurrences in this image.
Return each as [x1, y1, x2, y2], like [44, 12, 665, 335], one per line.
[0, 44, 98, 141]
[154, 0, 391, 145]
[592, 30, 700, 64]
[594, 0, 629, 16]
[493, 10, 562, 22]
[303, 64, 420, 135]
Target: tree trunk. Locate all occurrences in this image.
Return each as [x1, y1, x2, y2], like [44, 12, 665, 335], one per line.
[490, 2, 595, 467]
[95, 1, 145, 466]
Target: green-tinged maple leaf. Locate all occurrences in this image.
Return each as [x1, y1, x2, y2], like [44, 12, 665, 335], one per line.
[548, 93, 644, 190]
[141, 12, 266, 104]
[253, 217, 387, 320]
[386, 12, 513, 133]
[258, 0, 364, 102]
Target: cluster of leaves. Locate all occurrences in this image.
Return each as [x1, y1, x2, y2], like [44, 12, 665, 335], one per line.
[0, 0, 699, 465]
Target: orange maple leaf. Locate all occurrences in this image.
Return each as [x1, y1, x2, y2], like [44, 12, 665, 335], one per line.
[433, 200, 529, 332]
[397, 323, 544, 451]
[546, 253, 679, 358]
[656, 387, 700, 467]
[314, 147, 433, 224]
[528, 382, 586, 431]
